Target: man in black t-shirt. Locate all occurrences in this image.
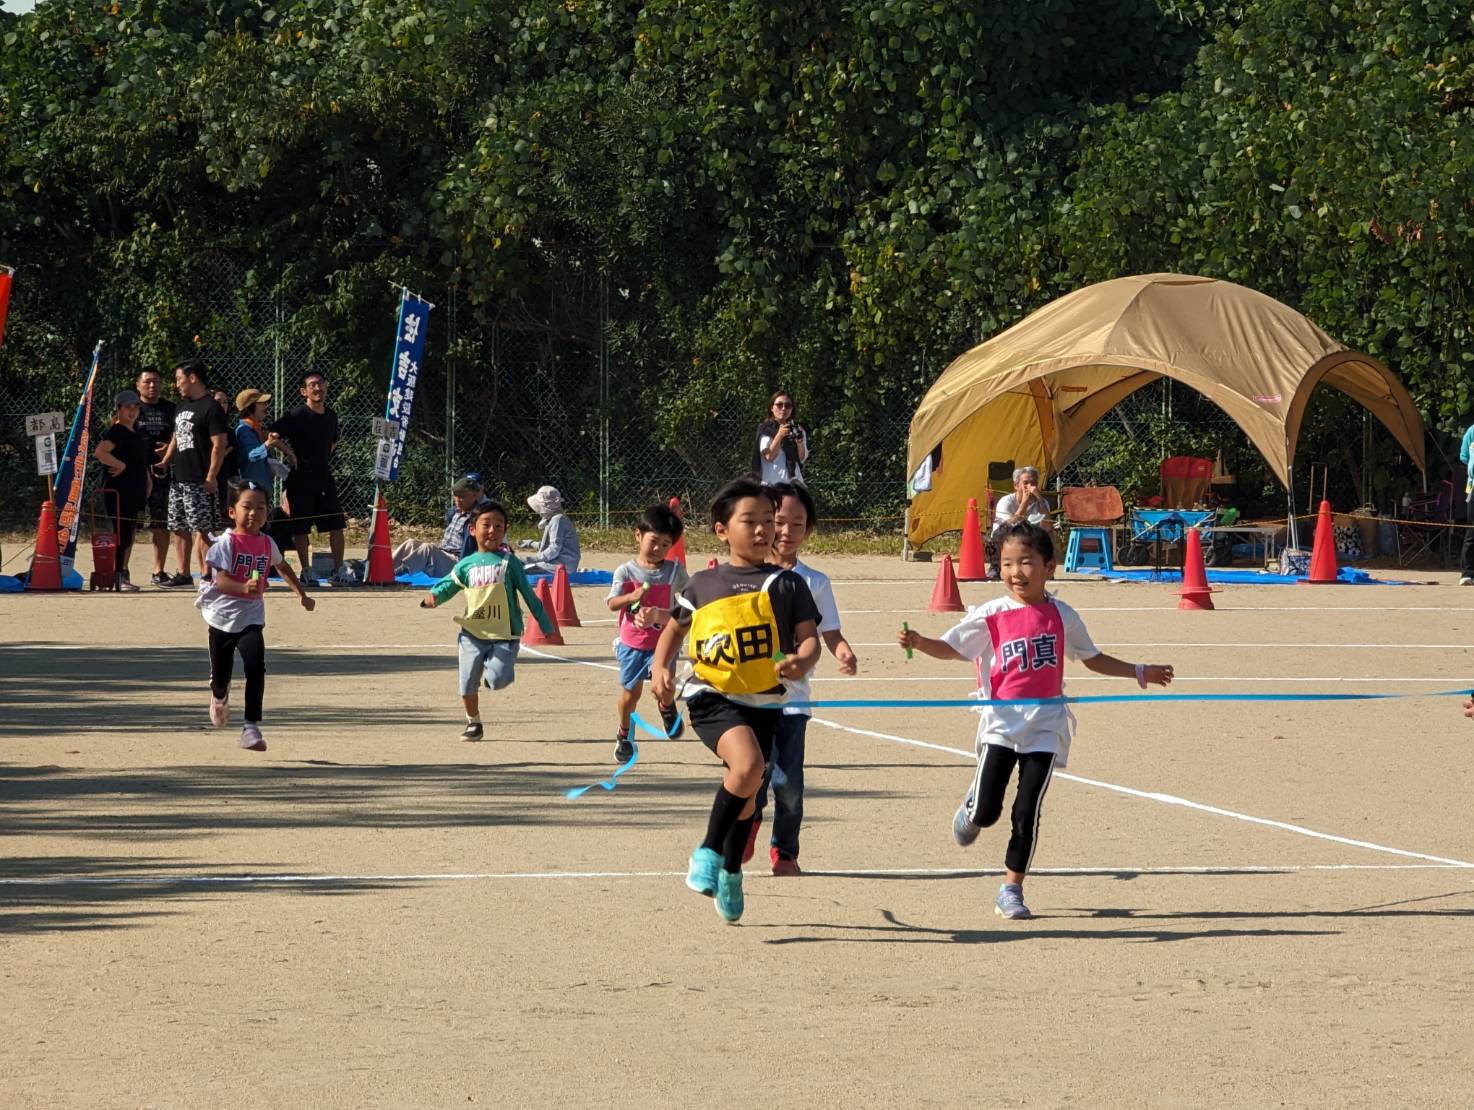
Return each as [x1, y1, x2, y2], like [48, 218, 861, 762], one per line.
[158, 358, 229, 587]
[133, 368, 177, 587]
[270, 370, 346, 586]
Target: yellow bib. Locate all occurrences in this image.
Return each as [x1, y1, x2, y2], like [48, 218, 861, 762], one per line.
[687, 573, 783, 695]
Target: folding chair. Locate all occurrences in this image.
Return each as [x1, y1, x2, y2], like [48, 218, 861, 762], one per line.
[1060, 486, 1124, 572]
[1396, 479, 1455, 566]
[1160, 456, 1214, 509]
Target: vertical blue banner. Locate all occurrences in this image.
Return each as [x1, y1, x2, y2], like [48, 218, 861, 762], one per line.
[379, 289, 432, 482]
[53, 341, 102, 572]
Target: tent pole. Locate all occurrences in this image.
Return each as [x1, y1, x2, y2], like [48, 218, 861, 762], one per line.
[1286, 459, 1299, 551]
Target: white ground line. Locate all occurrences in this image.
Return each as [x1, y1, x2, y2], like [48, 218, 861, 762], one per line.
[806, 717, 1474, 869]
[806, 675, 1459, 684]
[848, 642, 1474, 650]
[518, 647, 1474, 866]
[1, 862, 1466, 888]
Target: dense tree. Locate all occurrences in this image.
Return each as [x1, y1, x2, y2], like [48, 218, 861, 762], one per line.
[1, 1, 1465, 520]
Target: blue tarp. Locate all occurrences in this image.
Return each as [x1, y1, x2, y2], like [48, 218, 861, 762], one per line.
[1074, 565, 1408, 586]
[394, 567, 614, 588]
[0, 569, 85, 592]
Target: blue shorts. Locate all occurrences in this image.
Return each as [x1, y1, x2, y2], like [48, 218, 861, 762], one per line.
[615, 642, 671, 691]
[458, 632, 519, 696]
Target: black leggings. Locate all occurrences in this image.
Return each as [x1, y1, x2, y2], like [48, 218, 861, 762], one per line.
[965, 746, 1057, 875]
[208, 625, 266, 723]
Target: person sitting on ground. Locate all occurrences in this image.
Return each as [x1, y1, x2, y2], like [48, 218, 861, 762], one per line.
[987, 466, 1053, 579]
[394, 475, 494, 578]
[519, 485, 581, 575]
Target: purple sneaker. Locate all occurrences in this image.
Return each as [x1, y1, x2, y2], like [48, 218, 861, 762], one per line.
[238, 723, 266, 752]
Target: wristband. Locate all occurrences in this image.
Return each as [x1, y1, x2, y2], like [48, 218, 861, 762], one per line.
[1135, 662, 1147, 689]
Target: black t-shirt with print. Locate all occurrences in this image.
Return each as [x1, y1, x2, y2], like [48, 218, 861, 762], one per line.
[271, 404, 339, 485]
[170, 395, 229, 484]
[135, 399, 176, 457]
[99, 422, 151, 504]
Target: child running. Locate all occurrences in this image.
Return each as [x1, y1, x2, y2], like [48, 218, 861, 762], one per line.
[196, 478, 315, 751]
[651, 477, 821, 924]
[748, 481, 858, 875]
[897, 521, 1174, 920]
[607, 503, 691, 761]
[421, 502, 557, 741]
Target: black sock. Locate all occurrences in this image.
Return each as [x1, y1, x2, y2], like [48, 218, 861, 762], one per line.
[616, 725, 628, 739]
[722, 815, 755, 873]
[701, 785, 748, 855]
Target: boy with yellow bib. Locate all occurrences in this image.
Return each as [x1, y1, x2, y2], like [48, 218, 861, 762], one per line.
[652, 478, 821, 924]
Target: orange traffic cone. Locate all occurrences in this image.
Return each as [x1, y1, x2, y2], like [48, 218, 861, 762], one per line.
[522, 577, 565, 645]
[929, 554, 965, 612]
[706, 556, 719, 570]
[365, 488, 395, 585]
[550, 563, 581, 627]
[1303, 499, 1338, 584]
[956, 497, 986, 581]
[25, 500, 63, 591]
[1177, 526, 1214, 611]
[667, 497, 687, 567]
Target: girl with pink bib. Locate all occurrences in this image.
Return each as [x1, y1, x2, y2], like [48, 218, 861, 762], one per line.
[899, 522, 1173, 920]
[196, 479, 315, 751]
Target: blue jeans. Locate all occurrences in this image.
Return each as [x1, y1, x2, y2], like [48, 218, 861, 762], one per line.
[457, 632, 519, 696]
[753, 713, 807, 860]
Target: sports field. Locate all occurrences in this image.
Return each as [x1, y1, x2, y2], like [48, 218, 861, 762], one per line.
[3, 554, 1472, 1107]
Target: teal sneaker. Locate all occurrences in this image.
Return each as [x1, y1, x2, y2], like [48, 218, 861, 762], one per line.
[686, 846, 721, 896]
[714, 869, 745, 923]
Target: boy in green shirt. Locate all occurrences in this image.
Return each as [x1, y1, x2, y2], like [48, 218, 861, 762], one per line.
[421, 502, 557, 740]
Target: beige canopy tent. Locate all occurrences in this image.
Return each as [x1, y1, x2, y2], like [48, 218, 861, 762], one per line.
[906, 273, 1426, 547]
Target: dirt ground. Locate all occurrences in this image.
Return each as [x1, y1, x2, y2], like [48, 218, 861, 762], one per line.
[3, 549, 1473, 1108]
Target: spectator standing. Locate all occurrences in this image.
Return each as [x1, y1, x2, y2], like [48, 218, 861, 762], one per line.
[752, 389, 809, 485]
[133, 368, 177, 587]
[232, 388, 294, 489]
[519, 485, 581, 574]
[92, 389, 153, 591]
[394, 475, 494, 578]
[211, 389, 238, 530]
[157, 358, 229, 588]
[270, 371, 347, 586]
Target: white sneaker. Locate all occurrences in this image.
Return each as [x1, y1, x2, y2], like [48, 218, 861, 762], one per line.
[1460, 577, 1473, 586]
[209, 694, 229, 728]
[239, 723, 266, 751]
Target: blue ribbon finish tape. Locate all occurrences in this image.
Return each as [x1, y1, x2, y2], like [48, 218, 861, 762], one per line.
[563, 709, 684, 800]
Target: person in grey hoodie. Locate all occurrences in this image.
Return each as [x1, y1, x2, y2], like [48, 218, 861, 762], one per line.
[520, 485, 581, 574]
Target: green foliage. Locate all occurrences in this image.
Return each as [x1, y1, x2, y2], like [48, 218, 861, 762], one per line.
[0, 0, 1467, 522]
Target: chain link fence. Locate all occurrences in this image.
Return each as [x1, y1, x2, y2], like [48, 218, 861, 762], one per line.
[0, 258, 1441, 546]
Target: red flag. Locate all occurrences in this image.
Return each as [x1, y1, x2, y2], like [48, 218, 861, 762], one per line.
[0, 267, 12, 347]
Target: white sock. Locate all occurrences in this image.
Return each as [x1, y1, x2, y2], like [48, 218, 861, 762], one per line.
[466, 714, 480, 724]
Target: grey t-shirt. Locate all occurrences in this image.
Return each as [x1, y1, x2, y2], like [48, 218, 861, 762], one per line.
[608, 558, 691, 649]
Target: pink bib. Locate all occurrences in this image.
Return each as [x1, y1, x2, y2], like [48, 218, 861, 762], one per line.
[222, 532, 274, 587]
[981, 601, 1065, 700]
[618, 580, 672, 650]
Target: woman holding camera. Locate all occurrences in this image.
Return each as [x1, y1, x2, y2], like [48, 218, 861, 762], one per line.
[753, 389, 810, 484]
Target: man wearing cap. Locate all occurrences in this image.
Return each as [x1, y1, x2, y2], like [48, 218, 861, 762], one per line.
[392, 476, 493, 578]
[233, 388, 295, 489]
[519, 485, 581, 575]
[92, 388, 153, 591]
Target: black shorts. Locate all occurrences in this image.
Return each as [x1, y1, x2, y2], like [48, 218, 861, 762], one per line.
[283, 479, 345, 534]
[686, 693, 781, 763]
[146, 477, 171, 529]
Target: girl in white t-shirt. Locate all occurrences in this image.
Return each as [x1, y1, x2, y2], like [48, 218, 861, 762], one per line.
[899, 522, 1173, 920]
[196, 479, 315, 751]
[751, 390, 809, 484]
